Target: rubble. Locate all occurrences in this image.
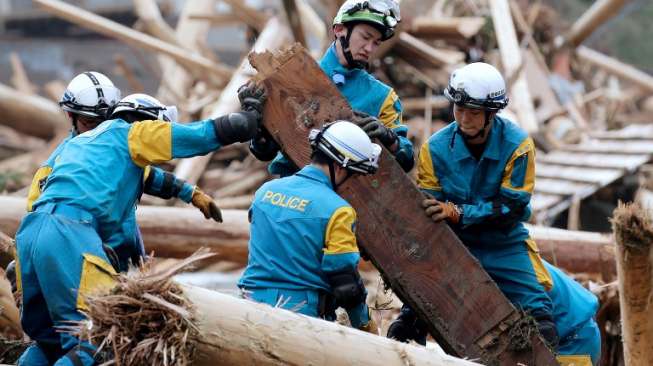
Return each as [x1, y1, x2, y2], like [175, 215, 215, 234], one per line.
[1, 0, 651, 364]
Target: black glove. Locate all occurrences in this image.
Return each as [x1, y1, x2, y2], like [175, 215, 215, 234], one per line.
[534, 313, 560, 350]
[238, 81, 266, 117]
[353, 111, 397, 148]
[387, 305, 427, 345]
[249, 127, 280, 161]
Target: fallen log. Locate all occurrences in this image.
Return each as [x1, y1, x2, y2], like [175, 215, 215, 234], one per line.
[409, 17, 485, 39]
[527, 225, 616, 280]
[563, 0, 630, 48]
[33, 0, 232, 85]
[173, 17, 291, 184]
[395, 32, 465, 68]
[0, 267, 21, 340]
[78, 254, 482, 366]
[576, 46, 653, 94]
[0, 231, 15, 269]
[248, 43, 557, 365]
[612, 202, 653, 365]
[0, 83, 67, 140]
[0, 196, 249, 264]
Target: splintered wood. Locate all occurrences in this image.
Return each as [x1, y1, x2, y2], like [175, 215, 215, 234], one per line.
[249, 43, 557, 365]
[611, 202, 653, 365]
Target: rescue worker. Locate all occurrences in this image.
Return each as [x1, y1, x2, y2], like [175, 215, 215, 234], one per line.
[249, 0, 414, 175]
[24, 73, 220, 272]
[15, 82, 266, 366]
[387, 62, 558, 347]
[238, 121, 381, 332]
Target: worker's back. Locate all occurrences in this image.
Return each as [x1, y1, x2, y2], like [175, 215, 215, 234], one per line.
[34, 118, 144, 242]
[239, 165, 352, 292]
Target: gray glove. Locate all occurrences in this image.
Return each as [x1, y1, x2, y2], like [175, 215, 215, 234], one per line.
[353, 110, 398, 148]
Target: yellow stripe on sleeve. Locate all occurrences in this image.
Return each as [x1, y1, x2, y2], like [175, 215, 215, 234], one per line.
[127, 120, 173, 168]
[525, 238, 553, 291]
[378, 89, 401, 128]
[26, 166, 52, 212]
[416, 141, 442, 191]
[501, 137, 535, 193]
[324, 206, 359, 255]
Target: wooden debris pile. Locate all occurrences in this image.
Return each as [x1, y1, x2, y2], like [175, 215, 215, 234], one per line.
[0, 0, 652, 365]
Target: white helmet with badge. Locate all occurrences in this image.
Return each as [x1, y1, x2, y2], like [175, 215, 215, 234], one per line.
[444, 62, 509, 111]
[59, 71, 121, 118]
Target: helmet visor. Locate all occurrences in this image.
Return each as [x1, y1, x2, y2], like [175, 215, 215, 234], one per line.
[444, 86, 508, 111]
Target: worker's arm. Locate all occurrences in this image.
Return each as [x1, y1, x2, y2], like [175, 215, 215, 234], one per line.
[321, 206, 372, 330]
[378, 89, 415, 172]
[128, 81, 264, 167]
[416, 141, 445, 201]
[142, 165, 194, 202]
[460, 137, 535, 227]
[142, 165, 222, 222]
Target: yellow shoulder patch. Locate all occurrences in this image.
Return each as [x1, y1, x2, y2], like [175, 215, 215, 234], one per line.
[501, 137, 535, 193]
[127, 121, 173, 168]
[324, 206, 359, 255]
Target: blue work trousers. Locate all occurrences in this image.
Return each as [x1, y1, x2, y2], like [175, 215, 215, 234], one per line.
[16, 203, 116, 366]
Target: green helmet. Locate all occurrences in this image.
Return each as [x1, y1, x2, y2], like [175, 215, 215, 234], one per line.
[333, 0, 401, 41]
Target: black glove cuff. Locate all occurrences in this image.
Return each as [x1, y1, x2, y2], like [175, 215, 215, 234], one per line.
[213, 111, 259, 145]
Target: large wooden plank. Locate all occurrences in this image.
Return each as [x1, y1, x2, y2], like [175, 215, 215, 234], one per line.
[538, 151, 650, 171]
[562, 140, 653, 155]
[249, 43, 557, 365]
[589, 124, 653, 140]
[531, 193, 564, 212]
[534, 178, 596, 197]
[536, 163, 623, 185]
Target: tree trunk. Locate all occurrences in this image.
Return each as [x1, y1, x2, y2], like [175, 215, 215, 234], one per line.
[0, 83, 67, 139]
[186, 285, 482, 366]
[612, 202, 653, 365]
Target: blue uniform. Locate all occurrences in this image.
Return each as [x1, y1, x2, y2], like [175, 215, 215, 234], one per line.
[268, 43, 414, 176]
[238, 165, 370, 328]
[416, 116, 554, 320]
[16, 118, 222, 365]
[545, 261, 601, 366]
[26, 135, 196, 272]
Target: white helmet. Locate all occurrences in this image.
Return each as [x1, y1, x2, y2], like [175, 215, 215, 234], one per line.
[110, 93, 178, 122]
[309, 121, 382, 174]
[59, 71, 121, 118]
[444, 62, 509, 111]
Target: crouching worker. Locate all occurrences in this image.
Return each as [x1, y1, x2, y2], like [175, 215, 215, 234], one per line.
[15, 82, 266, 366]
[238, 121, 380, 332]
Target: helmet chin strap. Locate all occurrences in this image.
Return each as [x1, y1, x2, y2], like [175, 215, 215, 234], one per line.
[458, 110, 492, 141]
[337, 25, 368, 70]
[71, 114, 80, 136]
[327, 160, 353, 192]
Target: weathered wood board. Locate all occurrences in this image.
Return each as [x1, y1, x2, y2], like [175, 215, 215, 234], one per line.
[249, 43, 557, 365]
